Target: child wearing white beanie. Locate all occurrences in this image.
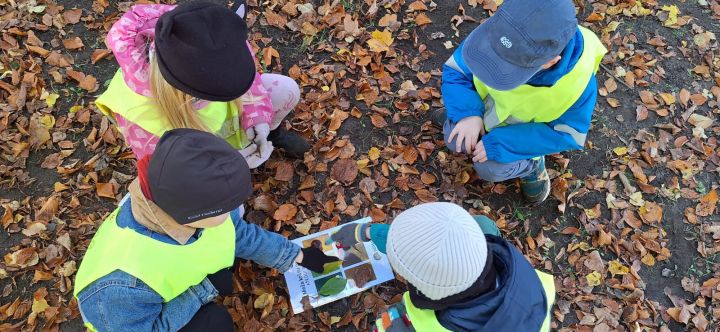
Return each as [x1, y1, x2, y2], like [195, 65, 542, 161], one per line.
[329, 202, 556, 331]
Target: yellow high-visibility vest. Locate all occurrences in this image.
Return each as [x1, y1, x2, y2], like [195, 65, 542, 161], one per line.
[96, 70, 249, 149]
[473, 26, 607, 140]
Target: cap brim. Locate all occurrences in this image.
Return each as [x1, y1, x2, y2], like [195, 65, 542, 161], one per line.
[461, 25, 542, 91]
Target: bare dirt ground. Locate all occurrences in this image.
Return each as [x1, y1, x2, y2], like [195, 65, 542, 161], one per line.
[0, 0, 718, 331]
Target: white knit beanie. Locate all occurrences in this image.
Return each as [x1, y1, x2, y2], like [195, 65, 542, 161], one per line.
[386, 202, 488, 301]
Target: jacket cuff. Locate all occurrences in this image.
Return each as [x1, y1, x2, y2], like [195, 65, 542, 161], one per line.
[369, 224, 390, 254]
[190, 278, 219, 305]
[480, 133, 502, 162]
[273, 242, 301, 273]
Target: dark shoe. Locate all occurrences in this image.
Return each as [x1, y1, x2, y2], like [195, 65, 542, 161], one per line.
[268, 127, 311, 159]
[520, 157, 550, 205]
[430, 108, 447, 128]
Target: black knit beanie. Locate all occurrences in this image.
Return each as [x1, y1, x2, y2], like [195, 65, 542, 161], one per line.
[154, 1, 256, 101]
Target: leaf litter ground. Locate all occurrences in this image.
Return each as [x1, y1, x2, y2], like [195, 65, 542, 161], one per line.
[0, 0, 719, 331]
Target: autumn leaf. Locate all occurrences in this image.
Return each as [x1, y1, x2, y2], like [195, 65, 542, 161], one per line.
[367, 29, 394, 52]
[608, 260, 629, 276]
[62, 37, 84, 50]
[586, 271, 602, 287]
[274, 161, 294, 182]
[695, 190, 718, 217]
[96, 182, 116, 199]
[331, 159, 358, 185]
[273, 204, 297, 222]
[639, 201, 663, 223]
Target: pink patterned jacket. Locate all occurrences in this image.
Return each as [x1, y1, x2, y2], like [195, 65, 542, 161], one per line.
[105, 4, 273, 160]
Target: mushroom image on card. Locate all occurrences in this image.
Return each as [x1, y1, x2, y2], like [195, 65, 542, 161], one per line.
[344, 263, 376, 288]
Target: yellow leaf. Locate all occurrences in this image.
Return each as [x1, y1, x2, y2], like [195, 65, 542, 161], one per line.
[641, 254, 656, 266]
[608, 260, 629, 276]
[39, 114, 55, 129]
[602, 21, 621, 35]
[661, 5, 680, 26]
[43, 92, 59, 107]
[659, 92, 676, 105]
[613, 146, 628, 156]
[586, 271, 602, 287]
[69, 105, 83, 113]
[629, 192, 645, 207]
[368, 147, 381, 161]
[367, 29, 394, 52]
[253, 293, 274, 309]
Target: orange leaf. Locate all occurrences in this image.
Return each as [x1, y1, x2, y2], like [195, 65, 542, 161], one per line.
[415, 13, 432, 26]
[696, 189, 718, 217]
[96, 182, 116, 199]
[370, 114, 387, 128]
[63, 37, 84, 50]
[91, 49, 112, 64]
[273, 204, 297, 221]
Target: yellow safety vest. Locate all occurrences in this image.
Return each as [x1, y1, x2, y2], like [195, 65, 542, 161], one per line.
[95, 70, 249, 149]
[473, 26, 607, 138]
[385, 270, 556, 332]
[74, 205, 235, 303]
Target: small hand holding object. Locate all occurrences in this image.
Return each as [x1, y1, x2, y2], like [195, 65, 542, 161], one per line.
[472, 140, 488, 163]
[298, 246, 340, 273]
[447, 116, 485, 154]
[240, 123, 274, 168]
[326, 223, 370, 249]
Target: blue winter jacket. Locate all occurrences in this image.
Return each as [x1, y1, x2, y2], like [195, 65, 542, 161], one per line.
[436, 235, 548, 331]
[441, 29, 598, 163]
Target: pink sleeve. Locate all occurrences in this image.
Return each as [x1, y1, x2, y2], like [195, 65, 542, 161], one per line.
[240, 42, 274, 130]
[115, 114, 159, 160]
[106, 4, 176, 97]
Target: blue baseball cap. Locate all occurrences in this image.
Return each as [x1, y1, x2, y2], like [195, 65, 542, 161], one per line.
[462, 0, 578, 91]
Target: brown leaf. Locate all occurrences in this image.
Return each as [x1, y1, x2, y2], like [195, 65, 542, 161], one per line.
[415, 13, 432, 26]
[96, 182, 117, 199]
[415, 189, 437, 203]
[4, 248, 39, 268]
[639, 201, 663, 223]
[62, 9, 83, 24]
[62, 37, 84, 50]
[369, 207, 386, 222]
[420, 172, 436, 184]
[253, 194, 277, 213]
[328, 110, 349, 131]
[67, 70, 97, 91]
[696, 189, 718, 217]
[36, 195, 59, 223]
[273, 204, 297, 221]
[331, 159, 358, 185]
[90, 49, 112, 64]
[274, 162, 294, 182]
[370, 114, 387, 128]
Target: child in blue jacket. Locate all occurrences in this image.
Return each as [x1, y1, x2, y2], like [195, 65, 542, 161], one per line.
[435, 0, 606, 203]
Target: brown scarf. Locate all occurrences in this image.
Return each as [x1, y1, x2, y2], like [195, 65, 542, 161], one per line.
[128, 179, 196, 244]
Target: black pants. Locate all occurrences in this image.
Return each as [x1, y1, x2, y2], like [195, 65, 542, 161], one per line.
[179, 303, 234, 332]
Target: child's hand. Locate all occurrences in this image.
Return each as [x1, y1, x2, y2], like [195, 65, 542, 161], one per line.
[448, 116, 484, 154]
[327, 223, 370, 249]
[298, 247, 340, 273]
[472, 140, 488, 163]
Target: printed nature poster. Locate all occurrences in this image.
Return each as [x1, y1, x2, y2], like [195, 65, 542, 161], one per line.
[284, 217, 394, 314]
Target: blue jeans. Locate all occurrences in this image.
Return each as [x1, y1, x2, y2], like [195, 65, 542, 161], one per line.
[443, 120, 539, 182]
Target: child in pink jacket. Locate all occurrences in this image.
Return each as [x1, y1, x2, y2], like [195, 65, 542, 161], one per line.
[96, 1, 309, 167]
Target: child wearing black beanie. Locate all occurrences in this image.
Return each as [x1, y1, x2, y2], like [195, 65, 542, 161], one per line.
[96, 0, 310, 167]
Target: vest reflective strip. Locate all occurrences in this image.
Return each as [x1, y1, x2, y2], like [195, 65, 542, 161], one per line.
[73, 203, 235, 302]
[474, 26, 606, 132]
[445, 55, 463, 74]
[553, 124, 587, 146]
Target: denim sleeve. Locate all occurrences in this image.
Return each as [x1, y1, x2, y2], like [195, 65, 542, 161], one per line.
[233, 217, 300, 272]
[77, 270, 218, 332]
[481, 75, 598, 163]
[442, 40, 485, 122]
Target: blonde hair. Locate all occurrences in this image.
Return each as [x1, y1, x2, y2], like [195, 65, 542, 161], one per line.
[149, 55, 247, 130]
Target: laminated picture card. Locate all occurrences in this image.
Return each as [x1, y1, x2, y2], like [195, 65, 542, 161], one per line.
[284, 218, 394, 314]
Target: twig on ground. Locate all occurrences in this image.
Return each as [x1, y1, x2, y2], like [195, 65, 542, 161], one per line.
[600, 63, 634, 90]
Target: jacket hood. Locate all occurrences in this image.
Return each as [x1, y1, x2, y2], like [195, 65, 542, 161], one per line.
[527, 28, 584, 87]
[436, 235, 548, 331]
